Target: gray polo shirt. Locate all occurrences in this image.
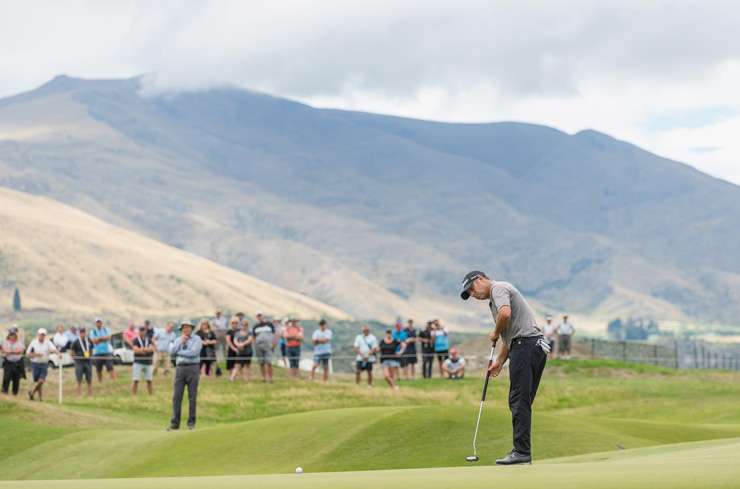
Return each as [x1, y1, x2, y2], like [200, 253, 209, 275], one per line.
[488, 281, 542, 347]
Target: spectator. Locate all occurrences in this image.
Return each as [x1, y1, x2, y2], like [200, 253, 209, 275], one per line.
[557, 315, 575, 359]
[284, 319, 304, 379]
[225, 317, 240, 376]
[402, 319, 418, 380]
[143, 319, 155, 340]
[153, 322, 176, 376]
[69, 327, 93, 397]
[65, 326, 79, 346]
[132, 326, 156, 395]
[230, 320, 253, 382]
[442, 347, 466, 379]
[123, 321, 137, 348]
[90, 318, 116, 382]
[392, 322, 408, 370]
[252, 314, 277, 383]
[211, 310, 227, 365]
[543, 315, 557, 359]
[311, 319, 332, 382]
[353, 325, 378, 387]
[169, 321, 202, 431]
[26, 328, 58, 401]
[212, 310, 227, 332]
[52, 324, 69, 352]
[255, 312, 266, 326]
[275, 318, 288, 367]
[1, 326, 25, 396]
[419, 321, 435, 378]
[379, 329, 402, 389]
[432, 320, 450, 376]
[196, 320, 217, 377]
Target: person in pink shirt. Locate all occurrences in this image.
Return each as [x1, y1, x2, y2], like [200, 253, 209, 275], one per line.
[283, 319, 304, 379]
[123, 321, 137, 348]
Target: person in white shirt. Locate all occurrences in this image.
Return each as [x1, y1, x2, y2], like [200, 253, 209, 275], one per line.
[211, 310, 228, 364]
[442, 347, 466, 379]
[211, 310, 227, 332]
[52, 324, 69, 352]
[557, 315, 576, 359]
[543, 316, 557, 359]
[26, 328, 58, 401]
[353, 325, 379, 387]
[311, 319, 333, 382]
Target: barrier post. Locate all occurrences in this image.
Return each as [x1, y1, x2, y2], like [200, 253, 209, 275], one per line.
[58, 362, 63, 405]
[674, 341, 679, 369]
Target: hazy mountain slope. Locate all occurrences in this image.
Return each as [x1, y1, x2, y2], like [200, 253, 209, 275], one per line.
[332, 111, 740, 274]
[0, 75, 738, 325]
[0, 186, 349, 319]
[0, 79, 463, 322]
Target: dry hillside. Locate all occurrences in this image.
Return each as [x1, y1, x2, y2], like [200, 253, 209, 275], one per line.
[0, 187, 350, 319]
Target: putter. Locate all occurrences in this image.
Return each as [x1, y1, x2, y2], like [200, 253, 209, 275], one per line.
[466, 341, 497, 463]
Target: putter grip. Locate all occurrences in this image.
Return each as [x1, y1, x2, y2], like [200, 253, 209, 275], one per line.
[481, 341, 497, 402]
[481, 373, 491, 401]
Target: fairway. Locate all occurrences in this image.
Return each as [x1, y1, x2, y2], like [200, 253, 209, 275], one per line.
[3, 437, 740, 489]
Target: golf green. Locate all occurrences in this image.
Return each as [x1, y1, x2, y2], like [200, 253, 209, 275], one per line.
[3, 437, 739, 489]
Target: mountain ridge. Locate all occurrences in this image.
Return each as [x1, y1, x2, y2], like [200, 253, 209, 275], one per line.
[0, 75, 738, 326]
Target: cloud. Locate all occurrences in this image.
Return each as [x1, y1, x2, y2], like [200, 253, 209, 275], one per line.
[689, 147, 721, 154]
[646, 107, 738, 131]
[0, 0, 739, 183]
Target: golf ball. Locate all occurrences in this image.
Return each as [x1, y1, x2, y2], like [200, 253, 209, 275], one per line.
[295, 467, 304, 474]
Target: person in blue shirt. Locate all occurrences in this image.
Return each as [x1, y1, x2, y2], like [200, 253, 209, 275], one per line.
[432, 320, 450, 377]
[169, 321, 202, 431]
[89, 318, 116, 382]
[64, 326, 79, 346]
[153, 322, 177, 376]
[391, 323, 408, 352]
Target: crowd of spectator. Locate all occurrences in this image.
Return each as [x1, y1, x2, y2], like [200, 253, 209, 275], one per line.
[542, 314, 577, 359]
[352, 318, 460, 388]
[0, 311, 475, 402]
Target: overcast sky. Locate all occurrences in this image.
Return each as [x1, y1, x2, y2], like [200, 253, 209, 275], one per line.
[1, 0, 739, 184]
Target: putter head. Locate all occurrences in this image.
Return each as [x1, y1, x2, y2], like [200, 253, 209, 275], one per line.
[465, 455, 480, 462]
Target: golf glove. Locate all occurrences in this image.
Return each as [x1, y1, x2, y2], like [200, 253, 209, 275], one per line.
[536, 337, 551, 354]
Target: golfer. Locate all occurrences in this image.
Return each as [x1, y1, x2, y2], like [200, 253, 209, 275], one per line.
[169, 321, 202, 431]
[461, 271, 549, 465]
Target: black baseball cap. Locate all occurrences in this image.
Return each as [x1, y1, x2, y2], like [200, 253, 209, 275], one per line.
[460, 271, 488, 300]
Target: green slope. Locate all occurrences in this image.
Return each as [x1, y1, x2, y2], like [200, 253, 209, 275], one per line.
[3, 438, 740, 489]
[2, 360, 740, 481]
[3, 404, 740, 480]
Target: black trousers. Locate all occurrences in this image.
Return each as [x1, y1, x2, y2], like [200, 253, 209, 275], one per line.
[2, 361, 23, 395]
[421, 352, 434, 378]
[171, 364, 200, 428]
[508, 336, 547, 456]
